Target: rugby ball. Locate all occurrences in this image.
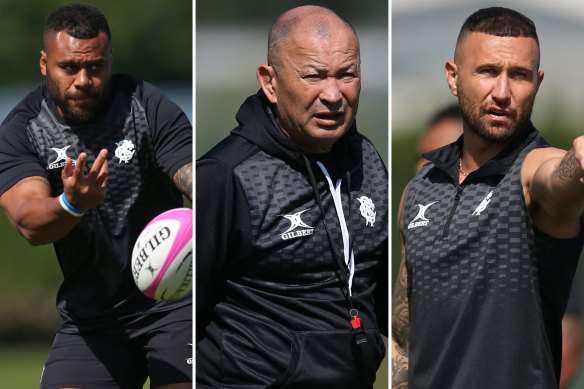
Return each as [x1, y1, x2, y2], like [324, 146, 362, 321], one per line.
[131, 208, 192, 300]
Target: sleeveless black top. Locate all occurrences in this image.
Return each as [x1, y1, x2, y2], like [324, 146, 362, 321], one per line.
[403, 124, 584, 389]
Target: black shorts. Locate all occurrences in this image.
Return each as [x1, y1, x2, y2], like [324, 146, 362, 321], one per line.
[40, 304, 192, 389]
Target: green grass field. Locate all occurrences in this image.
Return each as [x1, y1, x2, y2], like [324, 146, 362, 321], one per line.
[375, 342, 389, 388]
[0, 345, 47, 387]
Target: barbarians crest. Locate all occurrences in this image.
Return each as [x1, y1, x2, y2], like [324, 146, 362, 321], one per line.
[357, 196, 376, 226]
[115, 139, 135, 164]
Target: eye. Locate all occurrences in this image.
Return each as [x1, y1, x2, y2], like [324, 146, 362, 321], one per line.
[301, 73, 323, 84]
[88, 62, 104, 73]
[478, 67, 497, 76]
[338, 72, 357, 81]
[301, 72, 324, 80]
[61, 64, 78, 73]
[512, 71, 529, 80]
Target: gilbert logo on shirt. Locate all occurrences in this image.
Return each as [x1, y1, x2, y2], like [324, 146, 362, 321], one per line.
[280, 208, 314, 240]
[407, 201, 438, 229]
[48, 145, 76, 170]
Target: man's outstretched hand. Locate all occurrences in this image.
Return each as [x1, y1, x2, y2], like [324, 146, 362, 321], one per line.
[61, 149, 109, 212]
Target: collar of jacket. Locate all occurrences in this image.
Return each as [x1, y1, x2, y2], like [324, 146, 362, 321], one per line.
[422, 121, 545, 183]
[231, 89, 361, 176]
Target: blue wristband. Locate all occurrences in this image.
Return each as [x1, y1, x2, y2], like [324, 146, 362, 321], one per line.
[58, 193, 85, 217]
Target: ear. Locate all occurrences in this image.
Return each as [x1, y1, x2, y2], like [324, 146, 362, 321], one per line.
[40, 50, 47, 77]
[535, 69, 544, 92]
[257, 64, 277, 104]
[445, 60, 458, 96]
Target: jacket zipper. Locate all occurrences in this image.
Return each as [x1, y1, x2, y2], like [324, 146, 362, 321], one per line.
[442, 184, 464, 238]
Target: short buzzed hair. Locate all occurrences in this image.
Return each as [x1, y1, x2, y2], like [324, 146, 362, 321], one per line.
[457, 7, 538, 48]
[44, 3, 111, 46]
[267, 6, 358, 70]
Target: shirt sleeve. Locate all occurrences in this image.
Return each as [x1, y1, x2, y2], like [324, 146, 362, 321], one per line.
[195, 156, 252, 320]
[139, 81, 192, 177]
[0, 103, 48, 196]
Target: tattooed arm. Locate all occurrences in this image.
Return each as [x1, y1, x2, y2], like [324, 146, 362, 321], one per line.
[524, 145, 584, 239]
[173, 162, 192, 202]
[392, 255, 410, 388]
[392, 189, 410, 388]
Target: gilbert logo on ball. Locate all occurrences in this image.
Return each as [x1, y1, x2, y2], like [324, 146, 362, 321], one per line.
[131, 208, 192, 300]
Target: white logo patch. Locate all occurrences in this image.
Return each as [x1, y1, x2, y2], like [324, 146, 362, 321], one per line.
[472, 190, 493, 216]
[280, 208, 314, 240]
[114, 139, 135, 164]
[357, 196, 376, 226]
[407, 201, 438, 229]
[48, 145, 75, 170]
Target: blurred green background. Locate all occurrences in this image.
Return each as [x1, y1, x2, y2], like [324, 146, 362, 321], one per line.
[0, 1, 191, 386]
[196, 0, 388, 387]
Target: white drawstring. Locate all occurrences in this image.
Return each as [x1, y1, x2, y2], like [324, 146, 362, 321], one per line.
[316, 161, 355, 296]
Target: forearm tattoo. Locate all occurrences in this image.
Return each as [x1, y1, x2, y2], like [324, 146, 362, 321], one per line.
[555, 149, 579, 181]
[173, 162, 192, 201]
[392, 253, 410, 388]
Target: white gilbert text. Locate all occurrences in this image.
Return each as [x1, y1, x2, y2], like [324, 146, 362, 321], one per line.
[408, 220, 429, 229]
[132, 227, 171, 278]
[281, 228, 314, 240]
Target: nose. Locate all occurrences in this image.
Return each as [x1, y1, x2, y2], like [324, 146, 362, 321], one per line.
[74, 68, 91, 89]
[319, 77, 342, 107]
[491, 74, 511, 106]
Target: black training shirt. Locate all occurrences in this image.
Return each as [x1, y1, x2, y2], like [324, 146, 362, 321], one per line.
[0, 74, 192, 332]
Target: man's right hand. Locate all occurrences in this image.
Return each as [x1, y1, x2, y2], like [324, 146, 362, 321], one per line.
[61, 149, 108, 212]
[0, 148, 109, 245]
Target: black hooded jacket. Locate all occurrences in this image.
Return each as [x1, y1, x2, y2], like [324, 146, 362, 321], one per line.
[196, 91, 388, 388]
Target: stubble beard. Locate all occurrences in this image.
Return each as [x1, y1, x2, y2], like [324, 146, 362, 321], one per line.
[46, 73, 105, 125]
[458, 88, 534, 144]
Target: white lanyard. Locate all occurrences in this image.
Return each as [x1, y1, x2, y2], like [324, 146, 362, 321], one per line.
[316, 161, 355, 296]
